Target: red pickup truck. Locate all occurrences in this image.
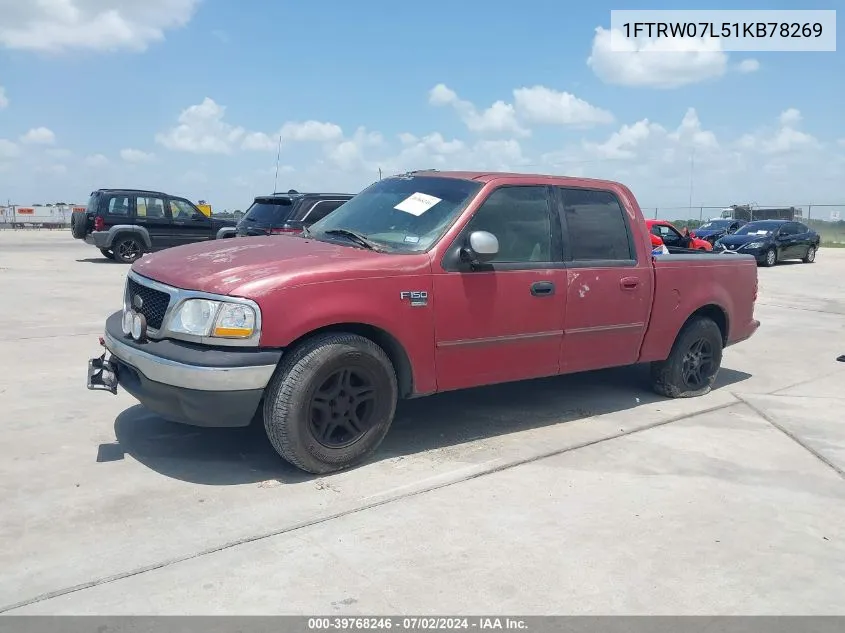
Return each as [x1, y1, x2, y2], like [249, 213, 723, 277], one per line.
[87, 170, 760, 474]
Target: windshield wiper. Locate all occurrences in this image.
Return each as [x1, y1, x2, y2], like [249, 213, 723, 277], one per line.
[323, 228, 386, 252]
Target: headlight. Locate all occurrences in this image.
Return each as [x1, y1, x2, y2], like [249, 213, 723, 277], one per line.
[745, 241, 765, 249]
[168, 299, 256, 339]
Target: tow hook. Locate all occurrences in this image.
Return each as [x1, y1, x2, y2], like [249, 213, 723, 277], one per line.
[87, 336, 118, 394]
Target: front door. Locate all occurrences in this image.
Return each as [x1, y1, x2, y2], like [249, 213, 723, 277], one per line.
[556, 187, 653, 373]
[433, 185, 566, 392]
[133, 195, 173, 249]
[169, 198, 213, 245]
[651, 222, 687, 249]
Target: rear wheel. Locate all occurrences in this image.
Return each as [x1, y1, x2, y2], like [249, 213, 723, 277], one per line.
[113, 236, 144, 263]
[650, 316, 723, 398]
[99, 248, 115, 260]
[802, 246, 816, 263]
[263, 333, 398, 474]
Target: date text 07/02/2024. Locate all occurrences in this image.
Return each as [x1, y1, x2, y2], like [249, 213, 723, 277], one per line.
[620, 21, 824, 39]
[307, 617, 528, 631]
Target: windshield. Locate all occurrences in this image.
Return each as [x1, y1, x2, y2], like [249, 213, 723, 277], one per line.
[698, 220, 731, 230]
[241, 198, 293, 225]
[306, 175, 483, 252]
[734, 221, 781, 236]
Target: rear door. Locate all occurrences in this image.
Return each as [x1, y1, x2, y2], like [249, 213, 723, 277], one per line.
[555, 186, 653, 373]
[169, 197, 213, 245]
[791, 222, 814, 257]
[433, 185, 566, 391]
[134, 194, 174, 248]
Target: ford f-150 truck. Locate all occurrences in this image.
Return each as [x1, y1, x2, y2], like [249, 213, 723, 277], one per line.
[87, 170, 760, 474]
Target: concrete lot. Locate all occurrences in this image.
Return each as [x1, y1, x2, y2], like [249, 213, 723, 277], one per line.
[1, 230, 844, 615]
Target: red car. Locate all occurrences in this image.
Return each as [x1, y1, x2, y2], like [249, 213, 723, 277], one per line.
[646, 219, 712, 251]
[88, 171, 759, 474]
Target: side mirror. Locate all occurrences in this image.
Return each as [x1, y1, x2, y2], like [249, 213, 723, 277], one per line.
[461, 230, 498, 265]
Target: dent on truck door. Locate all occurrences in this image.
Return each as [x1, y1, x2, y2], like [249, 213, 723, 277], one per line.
[433, 185, 566, 391]
[556, 187, 653, 373]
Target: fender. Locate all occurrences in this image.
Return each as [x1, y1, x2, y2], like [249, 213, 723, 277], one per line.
[105, 225, 152, 250]
[216, 226, 237, 240]
[255, 275, 438, 396]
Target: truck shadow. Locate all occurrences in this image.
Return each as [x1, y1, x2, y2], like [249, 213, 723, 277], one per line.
[108, 365, 751, 486]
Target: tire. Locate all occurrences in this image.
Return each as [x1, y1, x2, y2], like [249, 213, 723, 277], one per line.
[113, 235, 144, 264]
[70, 213, 87, 239]
[763, 248, 777, 267]
[99, 248, 115, 260]
[802, 246, 816, 263]
[650, 316, 723, 398]
[263, 332, 398, 474]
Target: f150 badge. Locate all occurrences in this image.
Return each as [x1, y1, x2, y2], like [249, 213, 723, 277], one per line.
[400, 290, 428, 307]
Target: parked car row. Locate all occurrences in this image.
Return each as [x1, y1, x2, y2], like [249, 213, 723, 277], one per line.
[87, 169, 761, 475]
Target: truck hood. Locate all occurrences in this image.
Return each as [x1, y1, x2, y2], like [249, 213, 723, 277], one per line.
[131, 235, 395, 298]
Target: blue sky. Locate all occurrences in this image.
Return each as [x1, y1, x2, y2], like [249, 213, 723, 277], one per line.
[0, 0, 842, 217]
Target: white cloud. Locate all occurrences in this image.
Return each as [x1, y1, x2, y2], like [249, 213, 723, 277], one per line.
[779, 108, 802, 127]
[120, 148, 155, 163]
[428, 83, 530, 137]
[737, 58, 760, 73]
[84, 153, 109, 167]
[0, 0, 200, 53]
[241, 132, 277, 151]
[587, 26, 728, 88]
[20, 127, 56, 145]
[156, 97, 246, 154]
[280, 120, 344, 142]
[0, 86, 8, 109]
[513, 86, 614, 126]
[0, 139, 19, 158]
[47, 148, 73, 159]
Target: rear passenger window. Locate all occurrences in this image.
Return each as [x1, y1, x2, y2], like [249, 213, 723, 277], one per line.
[559, 188, 633, 261]
[136, 196, 168, 219]
[465, 186, 552, 263]
[106, 196, 130, 216]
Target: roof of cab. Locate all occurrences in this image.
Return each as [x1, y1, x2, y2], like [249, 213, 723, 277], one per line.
[393, 169, 625, 189]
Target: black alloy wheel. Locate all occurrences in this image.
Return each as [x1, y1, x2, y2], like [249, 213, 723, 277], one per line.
[681, 337, 715, 390]
[309, 367, 377, 449]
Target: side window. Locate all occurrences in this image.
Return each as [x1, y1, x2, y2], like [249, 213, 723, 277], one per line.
[656, 224, 682, 246]
[305, 200, 345, 224]
[795, 223, 809, 234]
[170, 199, 199, 220]
[136, 196, 168, 219]
[106, 195, 130, 216]
[464, 186, 552, 263]
[560, 188, 633, 261]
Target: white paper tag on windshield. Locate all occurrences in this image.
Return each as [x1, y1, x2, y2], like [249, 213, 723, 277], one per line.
[394, 192, 441, 216]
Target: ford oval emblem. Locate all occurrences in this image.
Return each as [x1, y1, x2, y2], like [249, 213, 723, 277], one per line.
[133, 294, 143, 310]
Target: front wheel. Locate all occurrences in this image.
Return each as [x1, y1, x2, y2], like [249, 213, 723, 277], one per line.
[762, 248, 777, 267]
[263, 333, 398, 474]
[650, 316, 723, 398]
[802, 246, 816, 263]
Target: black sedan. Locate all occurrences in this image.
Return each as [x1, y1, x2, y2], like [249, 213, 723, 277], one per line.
[693, 218, 746, 244]
[714, 220, 820, 267]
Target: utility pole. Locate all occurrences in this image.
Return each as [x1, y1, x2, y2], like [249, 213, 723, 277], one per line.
[273, 134, 282, 193]
[688, 148, 695, 214]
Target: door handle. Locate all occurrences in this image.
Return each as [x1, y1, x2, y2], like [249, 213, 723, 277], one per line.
[530, 281, 555, 297]
[620, 277, 640, 290]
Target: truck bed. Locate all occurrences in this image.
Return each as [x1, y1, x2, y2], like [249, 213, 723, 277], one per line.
[638, 252, 759, 362]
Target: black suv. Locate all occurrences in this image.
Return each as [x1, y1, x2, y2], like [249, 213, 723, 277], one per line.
[71, 188, 236, 263]
[229, 190, 353, 238]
